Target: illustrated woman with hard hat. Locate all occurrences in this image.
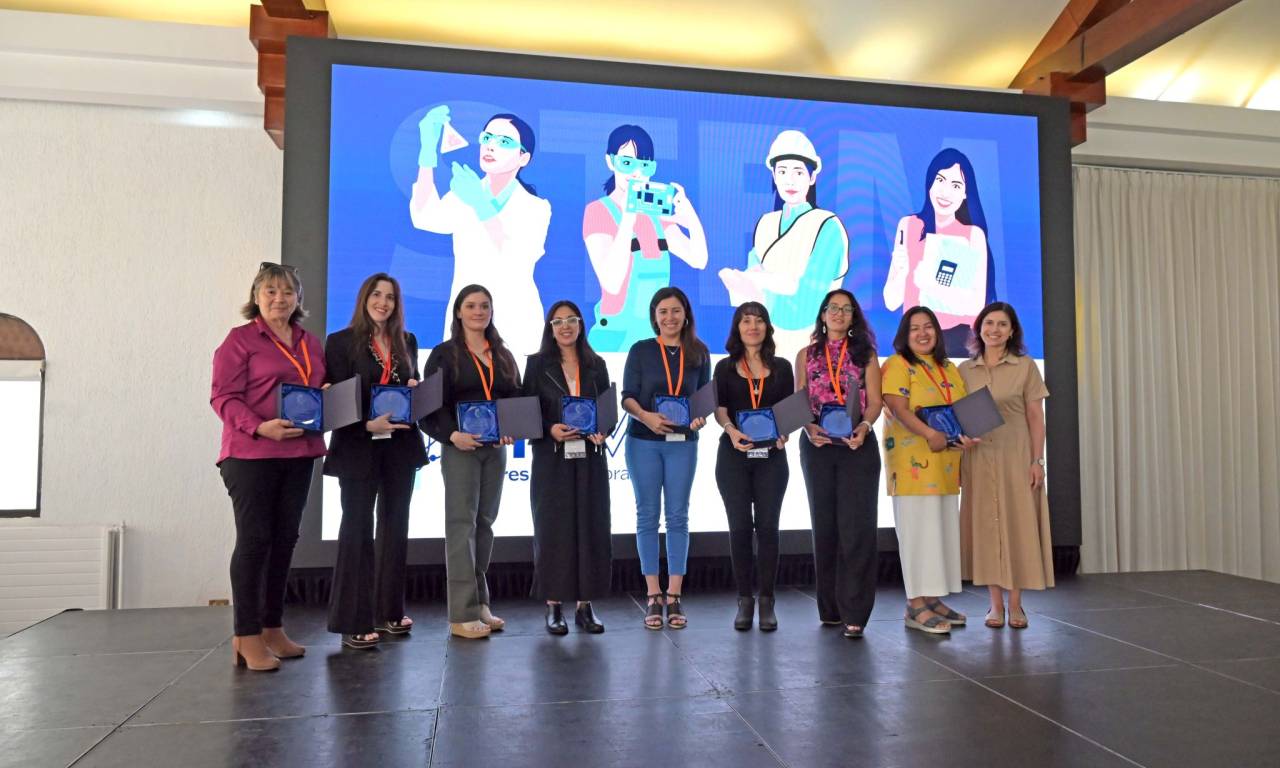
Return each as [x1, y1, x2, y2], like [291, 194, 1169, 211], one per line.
[410, 106, 552, 356]
[719, 129, 849, 361]
[583, 124, 709, 353]
[882, 147, 995, 357]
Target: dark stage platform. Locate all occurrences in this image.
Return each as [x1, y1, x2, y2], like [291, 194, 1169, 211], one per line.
[3, 570, 1279, 767]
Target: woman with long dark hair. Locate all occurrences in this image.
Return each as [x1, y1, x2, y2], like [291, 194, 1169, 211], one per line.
[211, 263, 325, 670]
[422, 285, 521, 639]
[881, 306, 980, 634]
[958, 302, 1053, 629]
[882, 148, 996, 355]
[794, 289, 882, 638]
[621, 286, 710, 629]
[323, 273, 428, 649]
[524, 300, 613, 635]
[713, 302, 794, 631]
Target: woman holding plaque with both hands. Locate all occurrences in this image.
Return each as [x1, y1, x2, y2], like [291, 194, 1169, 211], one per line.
[211, 263, 325, 671]
[423, 284, 521, 639]
[881, 305, 980, 635]
[621, 287, 711, 630]
[795, 289, 882, 639]
[323, 273, 428, 650]
[523, 300, 612, 635]
[713, 302, 794, 631]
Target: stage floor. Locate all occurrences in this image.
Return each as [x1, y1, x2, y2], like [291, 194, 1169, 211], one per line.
[3, 570, 1279, 767]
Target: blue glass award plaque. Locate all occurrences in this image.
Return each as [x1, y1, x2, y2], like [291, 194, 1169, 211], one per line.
[278, 383, 323, 432]
[736, 408, 779, 446]
[654, 395, 691, 427]
[916, 405, 963, 444]
[560, 396, 598, 435]
[818, 403, 853, 439]
[370, 385, 413, 423]
[457, 400, 499, 444]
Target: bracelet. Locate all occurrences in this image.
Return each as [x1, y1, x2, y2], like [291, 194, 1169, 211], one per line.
[857, 421, 873, 432]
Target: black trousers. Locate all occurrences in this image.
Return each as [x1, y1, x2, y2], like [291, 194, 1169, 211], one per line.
[219, 457, 315, 636]
[799, 434, 881, 627]
[528, 441, 612, 602]
[714, 440, 789, 598]
[327, 442, 418, 635]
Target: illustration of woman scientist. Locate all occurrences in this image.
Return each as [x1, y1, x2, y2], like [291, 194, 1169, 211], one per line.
[410, 106, 551, 355]
[582, 124, 708, 353]
[883, 147, 996, 356]
[719, 130, 849, 359]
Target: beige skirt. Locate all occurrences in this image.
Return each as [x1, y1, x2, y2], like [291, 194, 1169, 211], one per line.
[893, 495, 962, 599]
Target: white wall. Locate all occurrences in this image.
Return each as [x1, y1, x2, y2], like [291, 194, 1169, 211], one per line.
[0, 98, 283, 608]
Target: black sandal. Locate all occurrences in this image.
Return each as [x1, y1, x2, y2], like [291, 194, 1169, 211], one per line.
[666, 594, 686, 629]
[376, 617, 413, 635]
[341, 632, 380, 649]
[644, 593, 665, 630]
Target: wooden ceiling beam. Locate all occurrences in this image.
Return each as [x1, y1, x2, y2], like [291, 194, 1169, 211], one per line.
[249, 3, 333, 149]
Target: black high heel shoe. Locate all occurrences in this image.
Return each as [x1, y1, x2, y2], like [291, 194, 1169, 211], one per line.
[545, 603, 568, 635]
[758, 596, 778, 632]
[734, 596, 755, 631]
[575, 602, 605, 633]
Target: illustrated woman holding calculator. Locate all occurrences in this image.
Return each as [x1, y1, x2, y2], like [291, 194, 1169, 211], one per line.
[322, 273, 427, 650]
[523, 300, 612, 635]
[794, 289, 882, 638]
[211, 263, 326, 671]
[621, 287, 711, 629]
[423, 285, 521, 639]
[712, 301, 794, 631]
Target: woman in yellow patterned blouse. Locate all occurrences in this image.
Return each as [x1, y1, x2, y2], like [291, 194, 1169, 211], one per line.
[881, 306, 980, 634]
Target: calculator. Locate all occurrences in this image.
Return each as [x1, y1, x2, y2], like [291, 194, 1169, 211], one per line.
[934, 260, 958, 287]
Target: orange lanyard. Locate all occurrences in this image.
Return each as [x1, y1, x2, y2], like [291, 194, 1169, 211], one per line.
[739, 358, 763, 409]
[263, 321, 312, 385]
[824, 340, 848, 405]
[468, 344, 495, 400]
[371, 336, 393, 385]
[656, 338, 685, 396]
[919, 360, 954, 405]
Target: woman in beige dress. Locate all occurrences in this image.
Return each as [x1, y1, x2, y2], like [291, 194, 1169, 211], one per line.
[958, 302, 1053, 629]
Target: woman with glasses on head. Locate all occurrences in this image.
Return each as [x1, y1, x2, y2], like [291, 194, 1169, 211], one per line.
[621, 286, 711, 629]
[211, 263, 325, 671]
[322, 273, 428, 650]
[422, 285, 521, 639]
[794, 290, 882, 638]
[583, 124, 708, 353]
[881, 305, 980, 634]
[523, 301, 613, 635]
[411, 108, 551, 355]
[713, 302, 793, 631]
[957, 302, 1053, 630]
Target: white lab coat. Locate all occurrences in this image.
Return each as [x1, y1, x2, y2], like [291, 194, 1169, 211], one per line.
[410, 183, 552, 356]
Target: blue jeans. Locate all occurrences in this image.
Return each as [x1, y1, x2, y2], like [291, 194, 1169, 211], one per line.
[625, 436, 697, 576]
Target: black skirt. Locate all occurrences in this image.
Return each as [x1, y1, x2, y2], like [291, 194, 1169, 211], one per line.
[528, 440, 613, 601]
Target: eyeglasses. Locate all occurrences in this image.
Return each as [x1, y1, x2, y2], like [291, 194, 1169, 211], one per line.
[549, 316, 582, 328]
[478, 132, 524, 151]
[258, 261, 299, 274]
[610, 155, 657, 176]
[823, 304, 854, 316]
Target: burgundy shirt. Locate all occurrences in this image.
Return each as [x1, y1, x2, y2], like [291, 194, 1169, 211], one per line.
[210, 319, 327, 463]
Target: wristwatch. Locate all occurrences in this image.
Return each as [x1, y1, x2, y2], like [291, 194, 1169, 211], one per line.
[1033, 457, 1046, 467]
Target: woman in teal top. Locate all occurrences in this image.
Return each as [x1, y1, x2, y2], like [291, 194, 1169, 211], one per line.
[719, 129, 849, 359]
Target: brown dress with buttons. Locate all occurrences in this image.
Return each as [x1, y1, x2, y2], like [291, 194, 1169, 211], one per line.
[958, 354, 1054, 590]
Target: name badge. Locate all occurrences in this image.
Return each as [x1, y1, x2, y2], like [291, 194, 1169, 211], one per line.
[565, 438, 586, 459]
[665, 433, 686, 442]
[372, 432, 392, 441]
[747, 448, 769, 459]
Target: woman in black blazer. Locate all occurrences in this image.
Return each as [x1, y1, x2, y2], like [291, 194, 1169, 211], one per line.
[324, 273, 428, 649]
[523, 300, 612, 635]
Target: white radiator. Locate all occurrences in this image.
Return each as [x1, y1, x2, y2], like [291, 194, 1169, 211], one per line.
[0, 523, 123, 637]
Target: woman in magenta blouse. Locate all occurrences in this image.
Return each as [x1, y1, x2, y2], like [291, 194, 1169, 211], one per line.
[210, 263, 326, 672]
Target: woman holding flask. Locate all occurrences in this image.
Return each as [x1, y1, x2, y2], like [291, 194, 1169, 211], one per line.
[524, 300, 613, 635]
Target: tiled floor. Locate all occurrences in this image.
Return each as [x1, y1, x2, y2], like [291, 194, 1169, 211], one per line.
[3, 570, 1279, 767]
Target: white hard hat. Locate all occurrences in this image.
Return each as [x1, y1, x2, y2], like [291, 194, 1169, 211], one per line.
[766, 130, 821, 175]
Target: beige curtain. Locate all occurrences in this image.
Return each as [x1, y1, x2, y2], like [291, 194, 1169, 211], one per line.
[1073, 165, 1280, 581]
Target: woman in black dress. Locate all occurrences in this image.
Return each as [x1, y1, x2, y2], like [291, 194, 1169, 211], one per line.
[524, 300, 613, 635]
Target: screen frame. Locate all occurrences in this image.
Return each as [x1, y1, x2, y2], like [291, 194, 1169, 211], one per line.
[282, 37, 1079, 569]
